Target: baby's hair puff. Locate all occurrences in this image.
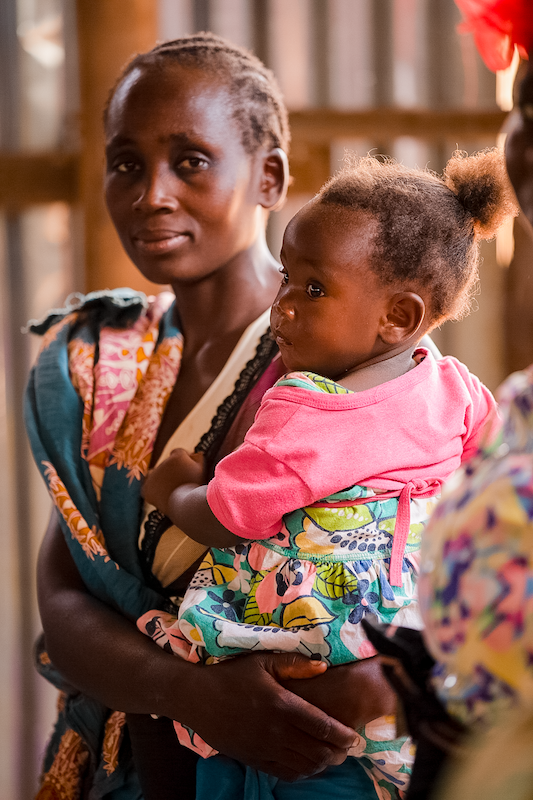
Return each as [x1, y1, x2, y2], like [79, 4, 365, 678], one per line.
[318, 148, 517, 327]
[444, 149, 516, 239]
[104, 32, 290, 157]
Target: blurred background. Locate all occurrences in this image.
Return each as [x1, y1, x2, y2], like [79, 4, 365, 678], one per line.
[1, 1, 532, 797]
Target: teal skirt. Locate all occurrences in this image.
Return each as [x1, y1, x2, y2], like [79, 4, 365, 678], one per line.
[196, 755, 378, 800]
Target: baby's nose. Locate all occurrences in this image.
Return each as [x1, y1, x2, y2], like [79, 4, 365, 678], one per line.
[272, 291, 296, 320]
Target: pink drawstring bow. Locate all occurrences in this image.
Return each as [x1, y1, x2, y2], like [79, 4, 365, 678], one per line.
[311, 478, 442, 586]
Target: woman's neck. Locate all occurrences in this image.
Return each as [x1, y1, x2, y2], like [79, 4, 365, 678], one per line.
[171, 235, 280, 354]
[151, 234, 281, 465]
[337, 347, 418, 392]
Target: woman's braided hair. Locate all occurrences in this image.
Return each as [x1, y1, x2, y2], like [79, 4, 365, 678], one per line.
[104, 32, 290, 156]
[317, 149, 518, 326]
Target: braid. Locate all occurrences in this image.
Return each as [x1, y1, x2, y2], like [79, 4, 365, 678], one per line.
[105, 32, 290, 155]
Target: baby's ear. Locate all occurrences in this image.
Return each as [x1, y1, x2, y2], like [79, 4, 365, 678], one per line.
[259, 147, 290, 211]
[379, 292, 425, 345]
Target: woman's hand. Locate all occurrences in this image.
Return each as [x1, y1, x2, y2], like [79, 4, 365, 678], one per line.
[282, 658, 397, 731]
[175, 653, 356, 781]
[142, 449, 205, 514]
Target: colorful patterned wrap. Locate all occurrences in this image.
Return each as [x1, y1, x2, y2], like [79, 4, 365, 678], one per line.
[420, 364, 533, 729]
[25, 289, 185, 799]
[139, 372, 443, 800]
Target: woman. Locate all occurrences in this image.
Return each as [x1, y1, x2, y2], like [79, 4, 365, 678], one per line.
[30, 34, 394, 800]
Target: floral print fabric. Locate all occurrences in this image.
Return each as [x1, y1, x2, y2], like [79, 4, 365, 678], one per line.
[140, 372, 441, 800]
[420, 364, 533, 728]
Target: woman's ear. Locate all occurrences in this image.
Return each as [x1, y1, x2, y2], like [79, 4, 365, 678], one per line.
[379, 292, 426, 345]
[259, 147, 290, 211]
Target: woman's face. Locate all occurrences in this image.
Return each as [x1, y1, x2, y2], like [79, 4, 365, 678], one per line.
[505, 60, 533, 228]
[104, 63, 266, 286]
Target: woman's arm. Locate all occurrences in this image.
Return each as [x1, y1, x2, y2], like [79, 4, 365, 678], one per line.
[38, 512, 358, 781]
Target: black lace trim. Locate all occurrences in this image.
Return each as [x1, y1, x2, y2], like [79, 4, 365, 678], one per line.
[141, 509, 172, 591]
[140, 328, 278, 587]
[195, 329, 278, 469]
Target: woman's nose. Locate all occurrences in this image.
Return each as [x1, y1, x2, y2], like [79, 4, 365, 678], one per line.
[133, 165, 179, 213]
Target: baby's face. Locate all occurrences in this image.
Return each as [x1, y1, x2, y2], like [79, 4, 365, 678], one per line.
[270, 202, 394, 380]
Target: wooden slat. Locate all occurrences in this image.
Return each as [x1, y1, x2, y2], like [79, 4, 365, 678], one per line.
[0, 152, 79, 207]
[76, 0, 159, 294]
[288, 108, 508, 143]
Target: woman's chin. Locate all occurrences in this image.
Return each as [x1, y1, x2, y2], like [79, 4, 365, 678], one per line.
[132, 259, 209, 288]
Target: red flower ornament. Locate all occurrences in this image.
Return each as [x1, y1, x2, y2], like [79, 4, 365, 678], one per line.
[455, 0, 533, 70]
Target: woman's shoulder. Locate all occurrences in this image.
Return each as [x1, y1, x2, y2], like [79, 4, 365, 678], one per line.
[27, 290, 178, 365]
[26, 288, 171, 336]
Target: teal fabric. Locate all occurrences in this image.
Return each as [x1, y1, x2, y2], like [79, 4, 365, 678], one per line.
[25, 289, 175, 618]
[25, 290, 177, 799]
[196, 755, 378, 800]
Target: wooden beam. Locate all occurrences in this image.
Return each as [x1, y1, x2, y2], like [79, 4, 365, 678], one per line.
[0, 153, 79, 207]
[0, 107, 508, 212]
[288, 108, 508, 143]
[287, 108, 507, 194]
[76, 0, 159, 294]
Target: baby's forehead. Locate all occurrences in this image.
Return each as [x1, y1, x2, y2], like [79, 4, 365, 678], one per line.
[288, 201, 377, 242]
[283, 202, 378, 266]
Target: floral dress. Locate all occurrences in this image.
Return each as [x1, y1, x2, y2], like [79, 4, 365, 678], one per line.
[140, 372, 442, 800]
[419, 364, 533, 728]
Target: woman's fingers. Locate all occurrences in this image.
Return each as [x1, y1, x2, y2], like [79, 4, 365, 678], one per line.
[272, 673, 355, 755]
[283, 657, 396, 731]
[182, 652, 354, 780]
[271, 652, 328, 681]
[169, 447, 188, 458]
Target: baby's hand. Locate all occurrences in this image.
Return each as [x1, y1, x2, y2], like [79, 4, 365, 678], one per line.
[142, 449, 205, 515]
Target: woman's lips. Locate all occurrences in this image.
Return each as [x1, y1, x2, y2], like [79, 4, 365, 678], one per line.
[132, 231, 191, 255]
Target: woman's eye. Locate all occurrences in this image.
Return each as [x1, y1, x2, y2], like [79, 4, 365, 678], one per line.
[178, 156, 209, 170]
[115, 160, 139, 173]
[280, 269, 289, 284]
[306, 284, 324, 298]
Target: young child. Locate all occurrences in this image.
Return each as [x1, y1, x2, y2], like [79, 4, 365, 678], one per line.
[140, 149, 516, 799]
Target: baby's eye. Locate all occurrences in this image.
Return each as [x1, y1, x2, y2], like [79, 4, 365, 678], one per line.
[306, 284, 324, 298]
[279, 268, 289, 284]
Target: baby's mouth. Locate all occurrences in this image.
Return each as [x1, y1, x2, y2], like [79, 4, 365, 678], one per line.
[274, 332, 292, 347]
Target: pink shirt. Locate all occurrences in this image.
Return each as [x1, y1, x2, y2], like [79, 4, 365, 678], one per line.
[206, 350, 497, 541]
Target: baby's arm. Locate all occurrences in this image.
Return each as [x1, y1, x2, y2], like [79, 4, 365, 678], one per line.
[142, 448, 241, 548]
